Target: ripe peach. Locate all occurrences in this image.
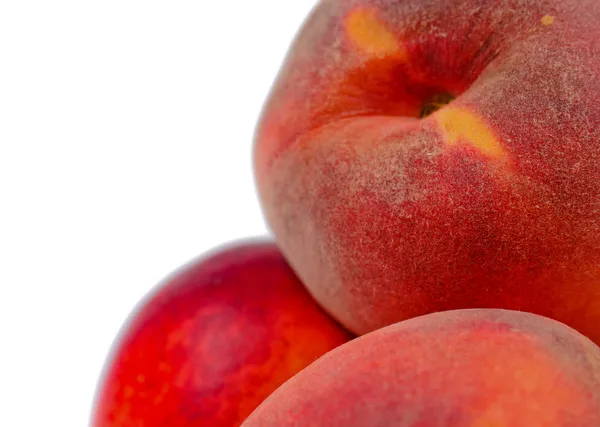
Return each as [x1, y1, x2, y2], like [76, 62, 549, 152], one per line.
[243, 309, 600, 427]
[254, 0, 600, 340]
[91, 241, 352, 427]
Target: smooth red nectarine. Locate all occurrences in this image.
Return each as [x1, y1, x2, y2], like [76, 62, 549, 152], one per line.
[91, 241, 352, 427]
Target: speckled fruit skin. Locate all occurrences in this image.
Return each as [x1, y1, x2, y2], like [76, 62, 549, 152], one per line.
[91, 241, 352, 427]
[242, 309, 600, 427]
[254, 0, 600, 340]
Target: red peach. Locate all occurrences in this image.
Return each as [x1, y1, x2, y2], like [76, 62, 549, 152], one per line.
[91, 240, 352, 427]
[243, 309, 600, 427]
[254, 0, 600, 340]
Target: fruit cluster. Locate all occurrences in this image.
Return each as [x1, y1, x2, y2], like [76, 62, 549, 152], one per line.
[92, 0, 600, 425]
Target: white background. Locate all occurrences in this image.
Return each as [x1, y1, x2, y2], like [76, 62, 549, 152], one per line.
[0, 1, 316, 425]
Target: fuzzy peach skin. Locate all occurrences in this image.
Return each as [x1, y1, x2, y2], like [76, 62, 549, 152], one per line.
[242, 309, 600, 427]
[91, 241, 352, 427]
[254, 0, 600, 340]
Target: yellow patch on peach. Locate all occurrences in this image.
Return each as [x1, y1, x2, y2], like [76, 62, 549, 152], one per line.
[437, 107, 505, 159]
[541, 15, 555, 26]
[345, 8, 406, 59]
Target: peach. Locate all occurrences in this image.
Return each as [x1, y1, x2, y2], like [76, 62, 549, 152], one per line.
[254, 0, 600, 340]
[91, 241, 352, 427]
[242, 309, 600, 427]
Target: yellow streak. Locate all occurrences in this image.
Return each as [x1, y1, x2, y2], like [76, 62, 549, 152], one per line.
[541, 15, 555, 26]
[345, 8, 405, 59]
[437, 107, 505, 159]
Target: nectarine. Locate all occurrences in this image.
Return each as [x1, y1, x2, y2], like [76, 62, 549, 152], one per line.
[255, 0, 600, 341]
[243, 309, 600, 427]
[91, 241, 352, 427]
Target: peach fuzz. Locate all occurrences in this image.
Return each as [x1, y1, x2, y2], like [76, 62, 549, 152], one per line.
[243, 309, 600, 427]
[91, 241, 353, 427]
[254, 0, 600, 340]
